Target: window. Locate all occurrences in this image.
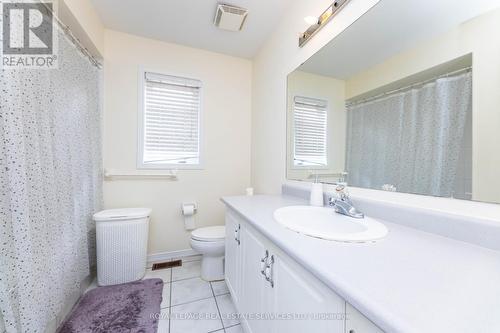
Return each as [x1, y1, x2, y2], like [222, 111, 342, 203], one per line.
[139, 71, 202, 168]
[293, 96, 328, 167]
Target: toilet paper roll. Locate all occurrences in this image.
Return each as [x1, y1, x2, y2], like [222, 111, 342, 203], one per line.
[182, 204, 195, 216]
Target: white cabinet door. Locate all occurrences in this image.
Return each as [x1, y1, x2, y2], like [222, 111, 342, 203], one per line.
[225, 211, 241, 304]
[269, 250, 346, 333]
[345, 303, 384, 333]
[240, 224, 272, 333]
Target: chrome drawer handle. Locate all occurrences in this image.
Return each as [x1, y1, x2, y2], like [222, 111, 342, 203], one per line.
[265, 255, 275, 288]
[260, 250, 269, 275]
[234, 224, 240, 245]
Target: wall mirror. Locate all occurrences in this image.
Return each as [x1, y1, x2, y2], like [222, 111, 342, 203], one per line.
[286, 0, 500, 204]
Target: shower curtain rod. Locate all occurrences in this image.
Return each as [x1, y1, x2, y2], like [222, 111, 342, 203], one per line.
[345, 66, 472, 107]
[40, 2, 102, 69]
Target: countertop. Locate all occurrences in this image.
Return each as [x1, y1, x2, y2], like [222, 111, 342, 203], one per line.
[221, 194, 500, 333]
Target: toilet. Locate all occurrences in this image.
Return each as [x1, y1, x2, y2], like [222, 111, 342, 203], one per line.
[190, 226, 226, 281]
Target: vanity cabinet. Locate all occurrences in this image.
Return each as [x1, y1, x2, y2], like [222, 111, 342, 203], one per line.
[225, 209, 346, 333]
[225, 208, 384, 333]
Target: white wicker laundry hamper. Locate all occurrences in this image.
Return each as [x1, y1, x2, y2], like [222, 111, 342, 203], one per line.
[94, 208, 151, 286]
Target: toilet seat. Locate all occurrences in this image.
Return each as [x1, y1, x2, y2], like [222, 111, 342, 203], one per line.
[191, 226, 225, 242]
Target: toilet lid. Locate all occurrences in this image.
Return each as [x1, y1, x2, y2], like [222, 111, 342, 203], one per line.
[191, 226, 225, 241]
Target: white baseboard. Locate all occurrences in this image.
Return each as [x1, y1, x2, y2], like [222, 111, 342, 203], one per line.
[147, 249, 199, 264]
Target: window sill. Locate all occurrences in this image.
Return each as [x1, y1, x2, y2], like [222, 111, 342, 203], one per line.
[137, 164, 204, 170]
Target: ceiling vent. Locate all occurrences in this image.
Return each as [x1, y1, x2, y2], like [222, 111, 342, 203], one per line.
[214, 4, 248, 32]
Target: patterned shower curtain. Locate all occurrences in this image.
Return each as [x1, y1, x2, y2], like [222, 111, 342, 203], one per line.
[0, 25, 102, 332]
[346, 72, 472, 197]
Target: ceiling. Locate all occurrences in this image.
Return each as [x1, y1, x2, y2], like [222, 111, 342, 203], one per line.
[299, 0, 500, 79]
[91, 0, 294, 59]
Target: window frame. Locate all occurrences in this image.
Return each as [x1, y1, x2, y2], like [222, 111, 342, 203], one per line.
[137, 67, 204, 170]
[291, 95, 329, 170]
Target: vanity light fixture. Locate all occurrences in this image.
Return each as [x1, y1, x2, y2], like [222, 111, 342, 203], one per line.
[299, 0, 350, 47]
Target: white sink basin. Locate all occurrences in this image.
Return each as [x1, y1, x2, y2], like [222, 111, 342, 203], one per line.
[273, 206, 388, 242]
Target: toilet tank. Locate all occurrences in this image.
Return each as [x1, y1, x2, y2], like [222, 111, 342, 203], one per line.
[94, 208, 151, 286]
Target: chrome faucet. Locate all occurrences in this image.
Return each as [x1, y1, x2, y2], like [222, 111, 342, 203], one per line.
[328, 184, 364, 219]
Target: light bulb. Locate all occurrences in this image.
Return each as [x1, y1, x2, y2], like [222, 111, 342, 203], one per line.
[304, 16, 318, 25]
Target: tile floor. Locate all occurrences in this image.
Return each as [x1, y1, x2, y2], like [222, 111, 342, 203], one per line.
[144, 256, 242, 333]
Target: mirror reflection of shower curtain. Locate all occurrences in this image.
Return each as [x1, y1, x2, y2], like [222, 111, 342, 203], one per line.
[345, 72, 472, 197]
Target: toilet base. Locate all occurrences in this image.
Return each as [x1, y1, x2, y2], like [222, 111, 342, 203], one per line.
[200, 255, 225, 281]
[190, 235, 225, 282]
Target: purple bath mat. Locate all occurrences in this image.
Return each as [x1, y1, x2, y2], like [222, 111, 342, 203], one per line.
[58, 278, 163, 333]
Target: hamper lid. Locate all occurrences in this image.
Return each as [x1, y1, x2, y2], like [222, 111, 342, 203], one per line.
[93, 208, 152, 222]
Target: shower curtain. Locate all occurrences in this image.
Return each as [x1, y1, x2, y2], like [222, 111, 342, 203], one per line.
[346, 72, 472, 197]
[0, 24, 102, 332]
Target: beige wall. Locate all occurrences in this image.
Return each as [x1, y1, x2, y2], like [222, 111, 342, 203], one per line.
[345, 8, 500, 203]
[287, 70, 346, 181]
[251, 0, 380, 194]
[103, 30, 252, 255]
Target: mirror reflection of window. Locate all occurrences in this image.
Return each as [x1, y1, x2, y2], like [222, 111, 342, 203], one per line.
[293, 96, 328, 168]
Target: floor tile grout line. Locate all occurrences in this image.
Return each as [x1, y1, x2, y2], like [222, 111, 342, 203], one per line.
[171, 275, 208, 283]
[213, 291, 230, 297]
[162, 290, 231, 309]
[159, 282, 172, 309]
[207, 329, 224, 333]
[170, 295, 214, 308]
[225, 323, 241, 330]
[210, 281, 226, 332]
[171, 271, 212, 283]
[146, 272, 211, 284]
[216, 294, 239, 330]
[171, 272, 202, 282]
[168, 268, 172, 333]
[171, 276, 199, 283]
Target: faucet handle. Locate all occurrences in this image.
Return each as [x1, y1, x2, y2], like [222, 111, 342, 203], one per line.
[335, 184, 353, 204]
[335, 183, 346, 192]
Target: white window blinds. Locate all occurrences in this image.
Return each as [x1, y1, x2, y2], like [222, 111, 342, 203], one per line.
[293, 96, 328, 167]
[141, 72, 202, 167]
